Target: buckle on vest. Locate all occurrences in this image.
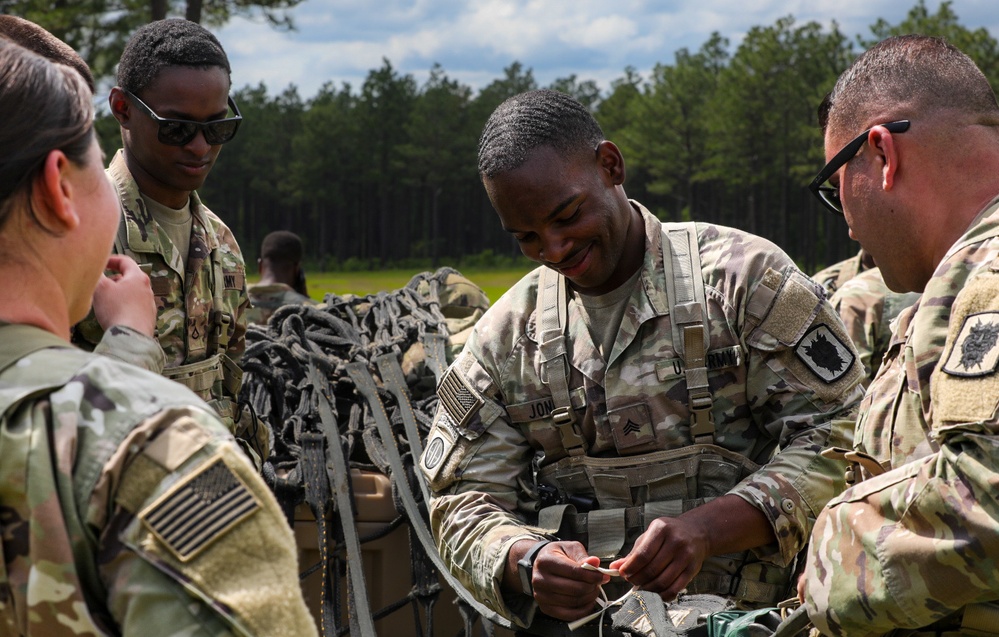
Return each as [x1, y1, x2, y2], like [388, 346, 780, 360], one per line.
[207, 309, 233, 353]
[552, 406, 576, 426]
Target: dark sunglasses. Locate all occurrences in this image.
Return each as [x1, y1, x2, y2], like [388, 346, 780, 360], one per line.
[124, 89, 242, 146]
[808, 120, 910, 215]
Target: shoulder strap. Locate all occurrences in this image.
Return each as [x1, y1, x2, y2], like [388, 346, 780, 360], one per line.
[661, 223, 715, 444]
[536, 267, 587, 456]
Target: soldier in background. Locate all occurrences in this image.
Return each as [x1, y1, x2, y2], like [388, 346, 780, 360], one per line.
[72, 19, 264, 461]
[802, 35, 999, 635]
[420, 89, 864, 636]
[0, 34, 316, 637]
[812, 247, 875, 297]
[246, 230, 317, 325]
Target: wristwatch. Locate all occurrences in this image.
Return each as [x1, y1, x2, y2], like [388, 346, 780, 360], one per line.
[517, 539, 552, 597]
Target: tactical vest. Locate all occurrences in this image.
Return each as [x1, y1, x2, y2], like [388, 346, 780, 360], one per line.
[531, 223, 792, 607]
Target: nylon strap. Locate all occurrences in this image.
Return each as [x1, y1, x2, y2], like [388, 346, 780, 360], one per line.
[962, 602, 999, 636]
[375, 353, 432, 505]
[536, 267, 586, 456]
[344, 361, 515, 631]
[309, 363, 377, 637]
[662, 224, 715, 444]
[420, 333, 450, 386]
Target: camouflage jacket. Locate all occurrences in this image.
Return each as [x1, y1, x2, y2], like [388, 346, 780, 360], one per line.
[804, 198, 999, 636]
[74, 150, 249, 421]
[828, 267, 919, 385]
[0, 323, 316, 637]
[420, 203, 864, 626]
[812, 251, 869, 297]
[245, 282, 315, 325]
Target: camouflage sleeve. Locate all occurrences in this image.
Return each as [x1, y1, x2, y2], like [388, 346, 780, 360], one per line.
[829, 272, 886, 384]
[732, 265, 864, 566]
[92, 325, 166, 374]
[805, 268, 999, 636]
[92, 406, 317, 637]
[420, 350, 542, 627]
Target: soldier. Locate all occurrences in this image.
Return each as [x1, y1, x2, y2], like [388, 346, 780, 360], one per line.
[802, 35, 999, 635]
[812, 248, 875, 297]
[419, 89, 864, 636]
[0, 36, 316, 636]
[246, 230, 317, 325]
[72, 19, 261, 458]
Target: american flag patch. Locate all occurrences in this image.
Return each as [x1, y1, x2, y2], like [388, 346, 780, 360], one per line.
[140, 456, 260, 562]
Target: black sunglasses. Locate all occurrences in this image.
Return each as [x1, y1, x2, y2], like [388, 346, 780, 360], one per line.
[124, 90, 242, 146]
[808, 120, 910, 215]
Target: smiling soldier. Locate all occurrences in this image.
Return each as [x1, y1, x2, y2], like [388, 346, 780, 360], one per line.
[73, 19, 264, 462]
[419, 89, 865, 636]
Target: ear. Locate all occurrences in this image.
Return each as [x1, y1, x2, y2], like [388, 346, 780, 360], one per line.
[595, 140, 626, 186]
[109, 87, 131, 126]
[30, 150, 80, 234]
[869, 126, 899, 192]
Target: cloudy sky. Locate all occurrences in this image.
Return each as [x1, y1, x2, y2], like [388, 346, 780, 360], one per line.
[215, 0, 999, 100]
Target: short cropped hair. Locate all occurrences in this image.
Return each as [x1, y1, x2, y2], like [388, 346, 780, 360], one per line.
[116, 18, 231, 95]
[478, 88, 604, 178]
[0, 15, 94, 92]
[260, 231, 303, 266]
[828, 35, 999, 133]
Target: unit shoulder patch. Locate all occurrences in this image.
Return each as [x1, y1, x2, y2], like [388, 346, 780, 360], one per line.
[139, 455, 260, 562]
[942, 311, 999, 377]
[795, 324, 855, 383]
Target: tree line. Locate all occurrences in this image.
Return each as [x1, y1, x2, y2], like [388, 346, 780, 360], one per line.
[82, 1, 999, 273]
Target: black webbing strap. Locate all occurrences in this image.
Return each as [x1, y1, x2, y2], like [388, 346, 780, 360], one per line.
[375, 353, 431, 505]
[309, 363, 378, 637]
[344, 361, 515, 632]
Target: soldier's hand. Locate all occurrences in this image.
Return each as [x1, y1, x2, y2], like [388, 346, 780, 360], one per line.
[532, 541, 609, 621]
[610, 516, 709, 601]
[93, 255, 156, 337]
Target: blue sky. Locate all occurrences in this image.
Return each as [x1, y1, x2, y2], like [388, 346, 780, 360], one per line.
[215, 0, 999, 99]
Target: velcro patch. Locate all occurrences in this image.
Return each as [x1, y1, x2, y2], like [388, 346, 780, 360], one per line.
[140, 455, 260, 562]
[438, 365, 484, 429]
[656, 345, 743, 381]
[222, 270, 245, 290]
[942, 311, 999, 377]
[795, 324, 855, 383]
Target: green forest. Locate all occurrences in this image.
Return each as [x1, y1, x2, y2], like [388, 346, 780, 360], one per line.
[71, 2, 999, 273]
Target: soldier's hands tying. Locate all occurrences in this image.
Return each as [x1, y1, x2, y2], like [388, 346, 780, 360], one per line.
[610, 516, 709, 601]
[516, 539, 609, 621]
[93, 255, 156, 337]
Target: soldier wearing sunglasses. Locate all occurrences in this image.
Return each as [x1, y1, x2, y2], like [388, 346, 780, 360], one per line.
[801, 36, 999, 636]
[73, 19, 265, 464]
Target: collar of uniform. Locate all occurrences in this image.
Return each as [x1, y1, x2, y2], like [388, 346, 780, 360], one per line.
[941, 194, 999, 265]
[631, 200, 670, 319]
[107, 150, 220, 255]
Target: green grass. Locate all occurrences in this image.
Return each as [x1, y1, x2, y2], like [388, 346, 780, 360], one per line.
[251, 266, 536, 305]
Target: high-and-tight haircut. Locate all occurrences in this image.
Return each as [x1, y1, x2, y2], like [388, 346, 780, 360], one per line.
[478, 88, 604, 178]
[116, 18, 231, 96]
[827, 35, 999, 135]
[0, 15, 94, 92]
[0, 38, 94, 232]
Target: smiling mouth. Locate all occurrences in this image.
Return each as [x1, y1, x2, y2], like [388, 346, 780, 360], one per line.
[551, 244, 592, 275]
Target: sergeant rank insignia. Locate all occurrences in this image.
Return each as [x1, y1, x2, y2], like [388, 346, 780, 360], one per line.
[140, 456, 260, 562]
[795, 324, 854, 383]
[942, 312, 999, 377]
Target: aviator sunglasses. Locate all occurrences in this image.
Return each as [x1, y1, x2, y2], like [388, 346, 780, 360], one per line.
[124, 89, 242, 146]
[808, 120, 910, 215]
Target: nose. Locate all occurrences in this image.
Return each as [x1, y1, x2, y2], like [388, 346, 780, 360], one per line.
[184, 128, 213, 155]
[538, 229, 571, 265]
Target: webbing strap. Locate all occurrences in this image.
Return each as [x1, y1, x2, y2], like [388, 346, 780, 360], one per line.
[162, 354, 224, 393]
[662, 224, 715, 444]
[309, 364, 377, 637]
[586, 509, 626, 559]
[375, 353, 432, 505]
[344, 361, 515, 631]
[420, 333, 450, 385]
[962, 603, 999, 636]
[537, 267, 586, 455]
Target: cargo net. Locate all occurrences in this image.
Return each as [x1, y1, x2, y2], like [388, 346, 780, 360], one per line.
[240, 267, 509, 637]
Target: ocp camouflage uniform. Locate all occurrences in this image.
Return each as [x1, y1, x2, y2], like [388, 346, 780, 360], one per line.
[420, 203, 864, 630]
[0, 323, 317, 637]
[828, 267, 919, 385]
[804, 198, 999, 636]
[246, 282, 316, 325]
[74, 151, 260, 456]
[812, 250, 871, 297]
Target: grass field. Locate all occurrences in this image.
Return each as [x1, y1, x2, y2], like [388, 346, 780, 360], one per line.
[256, 266, 537, 304]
